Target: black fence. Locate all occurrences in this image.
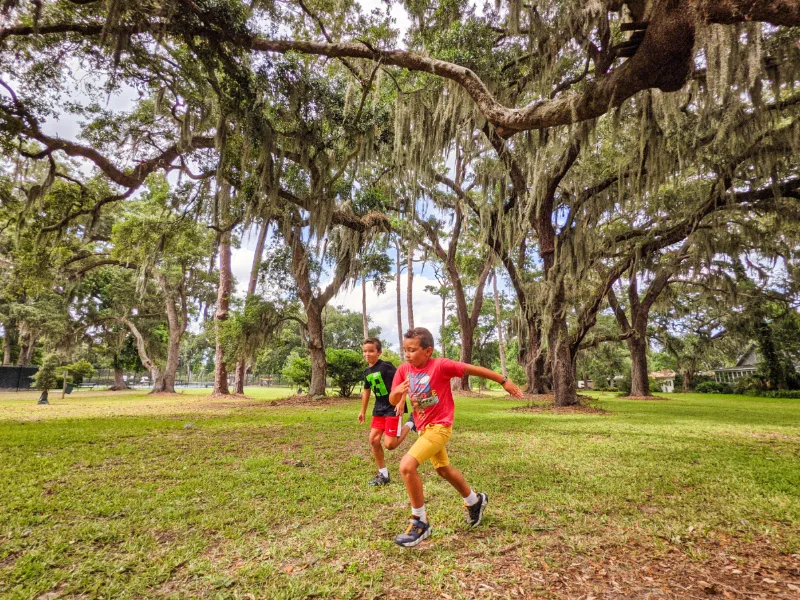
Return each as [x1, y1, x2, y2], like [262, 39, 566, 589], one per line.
[85, 369, 295, 389]
[0, 366, 39, 391]
[0, 366, 297, 392]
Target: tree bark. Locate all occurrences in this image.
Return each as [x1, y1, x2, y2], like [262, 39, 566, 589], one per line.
[395, 238, 404, 351]
[233, 218, 269, 395]
[120, 316, 166, 393]
[16, 330, 30, 366]
[549, 314, 578, 407]
[361, 275, 369, 340]
[406, 240, 415, 330]
[521, 317, 547, 394]
[213, 228, 232, 396]
[288, 223, 358, 397]
[306, 301, 327, 397]
[492, 269, 508, 378]
[628, 330, 651, 396]
[110, 367, 129, 391]
[2, 321, 13, 365]
[441, 295, 446, 358]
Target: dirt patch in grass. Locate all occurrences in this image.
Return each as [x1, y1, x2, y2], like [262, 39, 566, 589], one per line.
[454, 390, 491, 398]
[192, 400, 266, 411]
[509, 400, 609, 415]
[625, 394, 671, 401]
[447, 535, 799, 600]
[265, 394, 356, 407]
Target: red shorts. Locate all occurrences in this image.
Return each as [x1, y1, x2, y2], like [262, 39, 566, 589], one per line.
[371, 415, 401, 437]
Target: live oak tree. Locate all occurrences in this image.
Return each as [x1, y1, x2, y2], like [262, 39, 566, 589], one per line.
[3, 0, 800, 403]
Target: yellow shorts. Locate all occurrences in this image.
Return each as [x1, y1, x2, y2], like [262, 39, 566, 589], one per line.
[407, 424, 452, 469]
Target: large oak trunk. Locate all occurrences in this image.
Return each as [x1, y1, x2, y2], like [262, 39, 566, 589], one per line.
[522, 322, 548, 394]
[109, 366, 130, 391]
[233, 361, 246, 395]
[549, 317, 578, 406]
[307, 306, 327, 397]
[212, 231, 232, 396]
[627, 330, 652, 397]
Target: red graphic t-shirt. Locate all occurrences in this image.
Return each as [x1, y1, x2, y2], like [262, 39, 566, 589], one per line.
[392, 358, 467, 431]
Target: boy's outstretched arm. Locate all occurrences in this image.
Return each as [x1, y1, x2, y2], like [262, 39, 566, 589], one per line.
[463, 364, 524, 398]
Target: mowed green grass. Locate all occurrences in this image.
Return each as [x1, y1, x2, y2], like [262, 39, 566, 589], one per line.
[0, 389, 798, 599]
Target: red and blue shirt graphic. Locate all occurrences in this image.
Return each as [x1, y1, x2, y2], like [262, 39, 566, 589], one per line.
[392, 358, 467, 430]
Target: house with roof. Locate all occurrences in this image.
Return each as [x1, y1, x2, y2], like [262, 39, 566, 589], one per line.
[650, 369, 677, 393]
[714, 344, 758, 383]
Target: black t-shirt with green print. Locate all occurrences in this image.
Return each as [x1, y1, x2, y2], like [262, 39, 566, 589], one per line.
[364, 359, 406, 416]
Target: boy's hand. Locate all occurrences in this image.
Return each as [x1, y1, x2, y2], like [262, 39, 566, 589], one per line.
[396, 379, 410, 395]
[503, 379, 524, 398]
[395, 403, 404, 417]
[358, 410, 366, 424]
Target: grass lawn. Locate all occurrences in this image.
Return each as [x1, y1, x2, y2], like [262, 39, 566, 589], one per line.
[0, 389, 798, 599]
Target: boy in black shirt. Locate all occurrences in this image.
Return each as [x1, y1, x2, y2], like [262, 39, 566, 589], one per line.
[359, 337, 416, 486]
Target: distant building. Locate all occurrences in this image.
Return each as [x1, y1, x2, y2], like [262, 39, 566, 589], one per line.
[650, 369, 676, 393]
[714, 345, 758, 383]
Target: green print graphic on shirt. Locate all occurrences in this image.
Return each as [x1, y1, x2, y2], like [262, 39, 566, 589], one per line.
[366, 371, 389, 396]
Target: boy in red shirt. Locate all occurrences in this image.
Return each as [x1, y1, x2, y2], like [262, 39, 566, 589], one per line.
[389, 327, 523, 547]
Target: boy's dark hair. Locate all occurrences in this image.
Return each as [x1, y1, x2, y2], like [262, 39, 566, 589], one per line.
[404, 327, 434, 349]
[362, 337, 382, 352]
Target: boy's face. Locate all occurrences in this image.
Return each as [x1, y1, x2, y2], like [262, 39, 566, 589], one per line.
[403, 336, 434, 368]
[362, 343, 381, 366]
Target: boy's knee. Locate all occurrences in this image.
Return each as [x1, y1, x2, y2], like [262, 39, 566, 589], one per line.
[383, 437, 399, 450]
[369, 431, 382, 447]
[435, 465, 451, 478]
[399, 455, 418, 478]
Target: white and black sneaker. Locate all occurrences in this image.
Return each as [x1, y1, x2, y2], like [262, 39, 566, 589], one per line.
[394, 517, 431, 547]
[465, 492, 488, 527]
[368, 473, 390, 486]
[404, 413, 416, 433]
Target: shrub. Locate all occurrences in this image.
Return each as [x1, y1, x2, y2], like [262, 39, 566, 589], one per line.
[31, 354, 60, 393]
[282, 351, 312, 389]
[690, 374, 714, 390]
[694, 381, 734, 394]
[60, 359, 96, 386]
[733, 376, 765, 395]
[649, 377, 662, 393]
[673, 374, 684, 391]
[325, 349, 365, 397]
[756, 389, 800, 399]
[618, 376, 632, 394]
[380, 349, 402, 367]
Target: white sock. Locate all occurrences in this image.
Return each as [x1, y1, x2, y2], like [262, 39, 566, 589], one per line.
[403, 419, 415, 431]
[464, 491, 479, 506]
[411, 505, 427, 523]
[378, 467, 389, 477]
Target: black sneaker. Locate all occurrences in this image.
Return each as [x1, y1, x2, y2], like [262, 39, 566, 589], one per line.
[465, 492, 488, 527]
[394, 517, 431, 547]
[368, 473, 390, 486]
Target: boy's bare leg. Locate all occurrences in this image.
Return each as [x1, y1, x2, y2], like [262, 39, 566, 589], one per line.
[435, 465, 471, 497]
[399, 454, 425, 508]
[369, 429, 386, 469]
[383, 424, 411, 450]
